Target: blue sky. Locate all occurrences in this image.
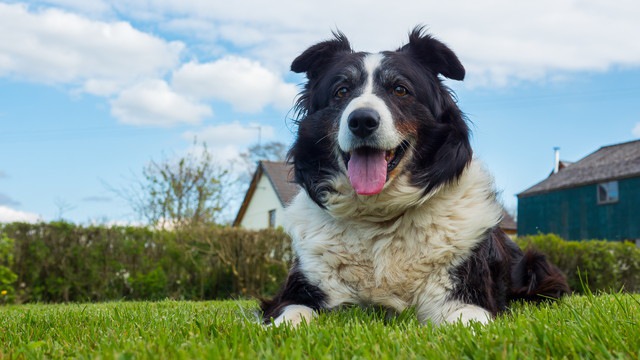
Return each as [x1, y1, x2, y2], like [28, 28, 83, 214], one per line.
[1, 1, 639, 224]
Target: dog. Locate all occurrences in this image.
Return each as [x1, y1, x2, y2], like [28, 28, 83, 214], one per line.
[261, 27, 569, 326]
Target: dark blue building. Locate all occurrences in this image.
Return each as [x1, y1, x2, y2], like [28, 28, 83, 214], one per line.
[518, 140, 640, 242]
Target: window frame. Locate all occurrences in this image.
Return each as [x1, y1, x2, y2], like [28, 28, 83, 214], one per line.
[268, 209, 276, 228]
[597, 180, 619, 205]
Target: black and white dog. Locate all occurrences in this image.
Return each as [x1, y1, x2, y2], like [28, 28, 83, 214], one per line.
[262, 27, 569, 326]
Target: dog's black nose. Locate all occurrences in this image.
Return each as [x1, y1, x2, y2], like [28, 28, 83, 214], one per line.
[348, 108, 380, 138]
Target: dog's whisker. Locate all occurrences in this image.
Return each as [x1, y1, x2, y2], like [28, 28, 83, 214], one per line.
[315, 130, 338, 145]
[406, 142, 419, 159]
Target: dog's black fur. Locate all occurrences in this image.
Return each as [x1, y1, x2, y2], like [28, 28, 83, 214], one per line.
[261, 27, 569, 325]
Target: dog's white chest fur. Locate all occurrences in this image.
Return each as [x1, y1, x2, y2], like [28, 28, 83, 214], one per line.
[284, 160, 502, 322]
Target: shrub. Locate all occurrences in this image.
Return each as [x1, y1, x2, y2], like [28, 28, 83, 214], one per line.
[3, 222, 638, 303]
[131, 267, 168, 300]
[0, 234, 18, 304]
[0, 222, 291, 303]
[516, 234, 640, 294]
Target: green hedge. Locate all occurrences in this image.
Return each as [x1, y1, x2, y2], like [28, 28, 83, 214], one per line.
[1, 223, 639, 304]
[0, 234, 17, 303]
[516, 234, 640, 294]
[0, 222, 291, 303]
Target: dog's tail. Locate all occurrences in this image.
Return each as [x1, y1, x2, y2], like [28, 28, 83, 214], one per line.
[510, 249, 570, 302]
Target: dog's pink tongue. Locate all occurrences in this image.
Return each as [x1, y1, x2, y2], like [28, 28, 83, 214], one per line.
[347, 149, 387, 195]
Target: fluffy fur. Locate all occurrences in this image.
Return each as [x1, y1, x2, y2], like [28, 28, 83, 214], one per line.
[261, 27, 569, 326]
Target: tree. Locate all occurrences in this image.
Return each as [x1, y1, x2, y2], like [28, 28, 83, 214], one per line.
[238, 141, 288, 180]
[127, 143, 231, 229]
[54, 197, 76, 221]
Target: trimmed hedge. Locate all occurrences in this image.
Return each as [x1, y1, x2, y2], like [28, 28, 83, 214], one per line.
[1, 223, 639, 304]
[0, 234, 17, 303]
[516, 234, 640, 294]
[0, 222, 290, 303]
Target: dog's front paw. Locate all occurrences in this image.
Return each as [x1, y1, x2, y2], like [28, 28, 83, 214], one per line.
[445, 305, 492, 325]
[270, 305, 316, 327]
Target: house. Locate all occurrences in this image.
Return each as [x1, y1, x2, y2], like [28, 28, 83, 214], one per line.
[233, 161, 298, 229]
[235, 161, 517, 235]
[500, 210, 517, 238]
[517, 140, 640, 242]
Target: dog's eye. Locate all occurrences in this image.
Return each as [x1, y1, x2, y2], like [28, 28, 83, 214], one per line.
[393, 85, 409, 97]
[335, 87, 350, 99]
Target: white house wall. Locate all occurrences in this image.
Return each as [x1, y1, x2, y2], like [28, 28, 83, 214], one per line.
[240, 174, 285, 230]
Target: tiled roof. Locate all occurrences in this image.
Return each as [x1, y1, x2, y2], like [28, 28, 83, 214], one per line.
[261, 161, 299, 206]
[519, 139, 640, 197]
[500, 209, 517, 231]
[233, 160, 299, 226]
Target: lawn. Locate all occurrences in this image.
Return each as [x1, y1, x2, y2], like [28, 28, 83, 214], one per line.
[1, 293, 638, 359]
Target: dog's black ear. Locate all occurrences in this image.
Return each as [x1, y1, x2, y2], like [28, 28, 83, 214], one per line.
[291, 31, 352, 80]
[400, 26, 465, 81]
[409, 106, 472, 193]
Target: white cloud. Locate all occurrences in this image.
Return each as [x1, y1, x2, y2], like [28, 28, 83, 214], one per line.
[181, 122, 277, 165]
[0, 3, 184, 94]
[39, 0, 111, 16]
[8, 0, 640, 126]
[172, 57, 298, 113]
[0, 206, 41, 223]
[0, 3, 298, 127]
[182, 121, 275, 148]
[107, 0, 640, 87]
[110, 79, 212, 127]
[633, 123, 640, 138]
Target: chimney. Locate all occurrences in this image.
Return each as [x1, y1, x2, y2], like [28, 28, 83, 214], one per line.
[553, 147, 560, 174]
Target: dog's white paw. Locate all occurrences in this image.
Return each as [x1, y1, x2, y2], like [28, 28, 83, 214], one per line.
[445, 305, 492, 325]
[271, 305, 316, 327]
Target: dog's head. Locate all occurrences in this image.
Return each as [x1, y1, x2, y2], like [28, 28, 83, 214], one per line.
[289, 27, 472, 209]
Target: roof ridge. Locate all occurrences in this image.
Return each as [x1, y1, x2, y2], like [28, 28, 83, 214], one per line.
[260, 161, 298, 206]
[518, 140, 640, 197]
[599, 138, 640, 149]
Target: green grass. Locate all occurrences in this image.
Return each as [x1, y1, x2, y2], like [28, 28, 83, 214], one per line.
[1, 294, 639, 359]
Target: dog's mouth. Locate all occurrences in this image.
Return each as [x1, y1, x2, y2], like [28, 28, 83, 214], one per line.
[342, 141, 409, 196]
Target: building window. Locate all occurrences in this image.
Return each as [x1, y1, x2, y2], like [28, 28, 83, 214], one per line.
[597, 181, 619, 204]
[268, 209, 276, 228]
